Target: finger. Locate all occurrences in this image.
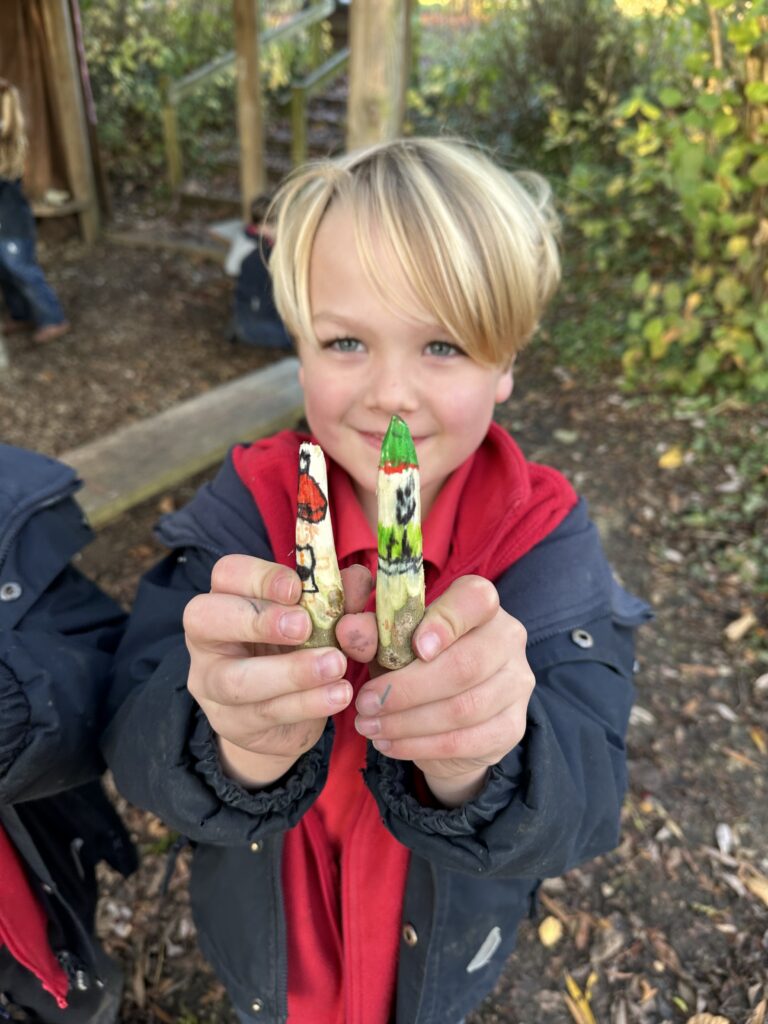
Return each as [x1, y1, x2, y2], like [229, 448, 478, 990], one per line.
[341, 564, 374, 614]
[192, 646, 348, 707]
[354, 617, 520, 716]
[184, 591, 312, 649]
[354, 671, 522, 741]
[336, 610, 378, 663]
[210, 554, 302, 605]
[412, 576, 500, 663]
[203, 677, 353, 742]
[367, 704, 527, 764]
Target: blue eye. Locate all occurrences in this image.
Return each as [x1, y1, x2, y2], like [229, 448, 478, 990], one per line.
[425, 340, 462, 358]
[325, 337, 364, 353]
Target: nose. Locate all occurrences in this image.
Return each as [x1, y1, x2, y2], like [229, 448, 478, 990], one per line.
[364, 352, 419, 415]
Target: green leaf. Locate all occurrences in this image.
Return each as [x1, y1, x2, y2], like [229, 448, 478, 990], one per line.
[745, 82, 768, 104]
[755, 320, 768, 347]
[658, 87, 684, 108]
[748, 154, 768, 187]
[725, 235, 750, 259]
[714, 275, 747, 311]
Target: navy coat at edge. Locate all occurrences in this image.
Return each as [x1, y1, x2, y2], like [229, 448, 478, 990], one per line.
[104, 450, 651, 1024]
[0, 445, 136, 1022]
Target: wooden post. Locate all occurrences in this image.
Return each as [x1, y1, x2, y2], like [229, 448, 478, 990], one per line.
[160, 78, 183, 192]
[40, 0, 99, 243]
[347, 0, 410, 150]
[233, 0, 265, 220]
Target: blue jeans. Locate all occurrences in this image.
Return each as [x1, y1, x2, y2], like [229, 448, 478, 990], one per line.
[0, 236, 65, 327]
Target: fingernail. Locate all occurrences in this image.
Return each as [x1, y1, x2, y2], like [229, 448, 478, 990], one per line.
[279, 610, 309, 640]
[416, 630, 440, 661]
[318, 650, 344, 680]
[356, 690, 380, 716]
[355, 716, 380, 737]
[275, 575, 299, 604]
[328, 683, 351, 706]
[372, 738, 392, 753]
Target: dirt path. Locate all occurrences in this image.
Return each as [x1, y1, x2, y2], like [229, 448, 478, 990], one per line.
[7, 236, 766, 1023]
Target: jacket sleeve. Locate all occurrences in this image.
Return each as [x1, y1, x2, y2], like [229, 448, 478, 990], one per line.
[104, 544, 334, 847]
[0, 564, 126, 804]
[363, 610, 640, 878]
[363, 496, 652, 879]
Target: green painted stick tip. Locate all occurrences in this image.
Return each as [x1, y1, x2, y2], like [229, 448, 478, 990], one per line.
[379, 415, 418, 469]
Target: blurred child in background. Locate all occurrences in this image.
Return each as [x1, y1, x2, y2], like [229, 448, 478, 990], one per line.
[0, 80, 70, 345]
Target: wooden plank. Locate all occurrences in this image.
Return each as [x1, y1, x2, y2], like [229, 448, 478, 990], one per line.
[40, 0, 99, 243]
[233, 0, 265, 220]
[62, 359, 304, 528]
[104, 229, 225, 263]
[347, 0, 410, 149]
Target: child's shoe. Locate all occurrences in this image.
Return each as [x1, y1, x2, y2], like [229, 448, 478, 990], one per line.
[1, 318, 33, 335]
[33, 321, 71, 344]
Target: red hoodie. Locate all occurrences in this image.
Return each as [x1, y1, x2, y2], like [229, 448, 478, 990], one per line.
[233, 423, 577, 1024]
[0, 825, 69, 1009]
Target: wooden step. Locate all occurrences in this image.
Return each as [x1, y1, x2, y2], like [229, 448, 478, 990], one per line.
[62, 359, 304, 527]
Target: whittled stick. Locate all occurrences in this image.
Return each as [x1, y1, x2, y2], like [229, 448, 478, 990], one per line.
[296, 443, 344, 648]
[376, 416, 426, 669]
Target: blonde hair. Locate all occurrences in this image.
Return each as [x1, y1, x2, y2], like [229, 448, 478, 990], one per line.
[270, 136, 561, 365]
[0, 80, 28, 180]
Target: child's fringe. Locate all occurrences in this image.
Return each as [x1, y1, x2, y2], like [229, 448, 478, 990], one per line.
[0, 79, 29, 180]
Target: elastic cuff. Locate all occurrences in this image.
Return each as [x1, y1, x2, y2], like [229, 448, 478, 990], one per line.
[189, 709, 335, 817]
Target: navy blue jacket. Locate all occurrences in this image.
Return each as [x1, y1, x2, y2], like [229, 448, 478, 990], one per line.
[104, 451, 650, 1024]
[0, 445, 136, 1022]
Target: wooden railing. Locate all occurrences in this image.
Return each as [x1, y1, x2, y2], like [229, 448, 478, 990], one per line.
[160, 0, 339, 192]
[290, 45, 350, 166]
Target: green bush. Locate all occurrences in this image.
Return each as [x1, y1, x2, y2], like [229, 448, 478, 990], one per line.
[552, 0, 768, 396]
[409, 0, 638, 168]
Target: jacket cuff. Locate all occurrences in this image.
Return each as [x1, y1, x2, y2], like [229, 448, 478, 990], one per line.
[0, 658, 31, 778]
[189, 709, 335, 819]
[364, 743, 525, 839]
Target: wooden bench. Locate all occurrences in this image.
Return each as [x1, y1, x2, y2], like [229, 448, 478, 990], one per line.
[62, 358, 304, 527]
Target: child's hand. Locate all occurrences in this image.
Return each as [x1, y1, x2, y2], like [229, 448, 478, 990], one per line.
[185, 555, 374, 788]
[354, 576, 534, 808]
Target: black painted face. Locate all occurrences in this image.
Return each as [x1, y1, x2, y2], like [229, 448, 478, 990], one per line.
[395, 479, 416, 525]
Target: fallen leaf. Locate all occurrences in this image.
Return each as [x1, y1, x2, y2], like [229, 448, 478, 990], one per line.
[685, 1016, 731, 1024]
[743, 871, 768, 908]
[724, 610, 757, 642]
[563, 971, 598, 1024]
[749, 725, 767, 755]
[658, 446, 684, 469]
[539, 915, 564, 947]
[747, 998, 767, 1024]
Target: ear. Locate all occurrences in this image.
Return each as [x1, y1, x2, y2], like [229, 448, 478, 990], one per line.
[494, 362, 514, 404]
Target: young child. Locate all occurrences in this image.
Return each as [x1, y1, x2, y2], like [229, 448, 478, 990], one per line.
[227, 192, 292, 351]
[105, 137, 650, 1024]
[0, 444, 136, 1022]
[0, 80, 70, 345]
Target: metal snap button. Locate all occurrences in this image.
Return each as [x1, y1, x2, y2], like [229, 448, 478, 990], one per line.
[74, 969, 90, 992]
[402, 923, 418, 946]
[570, 628, 594, 649]
[249, 841, 262, 853]
[251, 998, 263, 1012]
[0, 581, 22, 601]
